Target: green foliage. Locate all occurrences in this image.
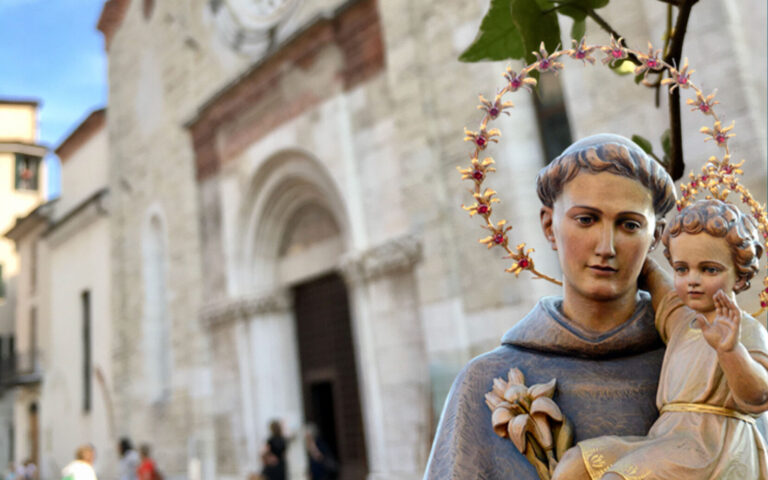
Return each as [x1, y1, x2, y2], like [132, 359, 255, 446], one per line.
[512, 0, 560, 64]
[631, 135, 654, 156]
[631, 130, 671, 167]
[571, 18, 586, 42]
[460, 0, 612, 63]
[660, 128, 671, 166]
[459, 0, 524, 62]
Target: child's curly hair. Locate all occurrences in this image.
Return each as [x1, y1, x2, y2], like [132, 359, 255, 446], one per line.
[662, 199, 763, 292]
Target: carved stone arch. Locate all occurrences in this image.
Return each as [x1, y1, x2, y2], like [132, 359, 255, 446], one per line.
[235, 149, 376, 477]
[239, 149, 350, 293]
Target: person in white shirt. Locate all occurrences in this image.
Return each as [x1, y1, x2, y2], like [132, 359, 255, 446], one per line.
[61, 445, 97, 480]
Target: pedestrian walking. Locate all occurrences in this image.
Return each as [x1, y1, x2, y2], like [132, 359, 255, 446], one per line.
[5, 462, 16, 480]
[61, 445, 97, 480]
[305, 423, 338, 480]
[260, 420, 287, 480]
[118, 438, 140, 480]
[137, 444, 161, 480]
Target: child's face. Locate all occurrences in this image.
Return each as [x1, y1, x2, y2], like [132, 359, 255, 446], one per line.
[669, 232, 738, 314]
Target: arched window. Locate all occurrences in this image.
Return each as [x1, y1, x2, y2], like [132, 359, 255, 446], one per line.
[142, 213, 171, 401]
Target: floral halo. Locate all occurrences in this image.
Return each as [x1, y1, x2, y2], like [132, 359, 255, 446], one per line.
[458, 36, 768, 316]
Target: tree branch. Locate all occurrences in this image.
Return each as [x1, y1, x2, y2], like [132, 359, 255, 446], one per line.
[664, 0, 699, 180]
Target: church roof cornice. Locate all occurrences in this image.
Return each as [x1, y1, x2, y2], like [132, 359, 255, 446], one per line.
[55, 108, 106, 163]
[97, 0, 131, 51]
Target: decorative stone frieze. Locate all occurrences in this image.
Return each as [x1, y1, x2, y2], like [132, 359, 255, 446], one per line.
[187, 0, 384, 181]
[200, 289, 292, 328]
[341, 234, 422, 285]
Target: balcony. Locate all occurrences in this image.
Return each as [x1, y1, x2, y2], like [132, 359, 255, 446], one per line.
[0, 351, 43, 387]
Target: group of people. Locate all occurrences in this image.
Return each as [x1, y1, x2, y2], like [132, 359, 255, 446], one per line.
[255, 420, 338, 480]
[5, 460, 36, 480]
[117, 439, 161, 480]
[55, 438, 160, 480]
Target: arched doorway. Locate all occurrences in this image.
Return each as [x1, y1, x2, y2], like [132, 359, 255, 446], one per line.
[275, 188, 367, 479]
[293, 273, 367, 480]
[241, 152, 368, 479]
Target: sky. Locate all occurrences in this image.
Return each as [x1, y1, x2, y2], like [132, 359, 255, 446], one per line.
[0, 0, 108, 199]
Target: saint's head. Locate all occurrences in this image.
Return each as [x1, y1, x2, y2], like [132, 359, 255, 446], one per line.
[536, 134, 676, 324]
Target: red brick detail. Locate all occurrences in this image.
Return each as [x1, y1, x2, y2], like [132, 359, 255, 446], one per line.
[335, 0, 386, 90]
[97, 0, 131, 52]
[55, 109, 107, 163]
[188, 0, 384, 182]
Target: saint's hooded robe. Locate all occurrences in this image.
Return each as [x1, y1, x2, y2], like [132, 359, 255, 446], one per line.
[424, 292, 665, 479]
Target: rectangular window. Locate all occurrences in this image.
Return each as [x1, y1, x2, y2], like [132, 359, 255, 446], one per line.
[29, 307, 36, 373]
[82, 291, 91, 412]
[8, 335, 15, 384]
[14, 154, 40, 191]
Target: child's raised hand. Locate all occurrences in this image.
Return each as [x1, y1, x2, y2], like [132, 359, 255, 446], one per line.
[693, 290, 741, 353]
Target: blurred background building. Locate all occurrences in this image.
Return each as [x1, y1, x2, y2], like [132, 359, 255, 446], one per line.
[1, 0, 765, 479]
[0, 99, 48, 472]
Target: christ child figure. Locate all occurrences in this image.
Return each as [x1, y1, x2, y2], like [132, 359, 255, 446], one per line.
[553, 199, 768, 480]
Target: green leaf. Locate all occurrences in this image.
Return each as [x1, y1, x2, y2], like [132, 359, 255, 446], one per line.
[459, 0, 525, 62]
[569, 0, 610, 9]
[631, 135, 654, 156]
[510, 0, 561, 65]
[552, 0, 610, 21]
[551, 4, 586, 21]
[586, 0, 609, 8]
[571, 18, 586, 41]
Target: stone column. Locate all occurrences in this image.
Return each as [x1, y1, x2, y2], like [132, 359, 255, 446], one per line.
[201, 290, 306, 479]
[341, 234, 431, 480]
[243, 290, 307, 480]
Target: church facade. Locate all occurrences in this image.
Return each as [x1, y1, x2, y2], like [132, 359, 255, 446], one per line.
[97, 0, 766, 479]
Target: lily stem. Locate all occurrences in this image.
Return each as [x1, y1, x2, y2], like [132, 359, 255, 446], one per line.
[525, 445, 552, 480]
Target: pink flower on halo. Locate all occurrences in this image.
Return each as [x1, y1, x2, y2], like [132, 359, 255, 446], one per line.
[477, 94, 514, 120]
[634, 42, 663, 84]
[568, 37, 596, 65]
[601, 36, 627, 66]
[533, 42, 564, 74]
[686, 89, 718, 116]
[504, 67, 537, 93]
[661, 58, 694, 92]
[464, 127, 501, 150]
[700, 120, 734, 147]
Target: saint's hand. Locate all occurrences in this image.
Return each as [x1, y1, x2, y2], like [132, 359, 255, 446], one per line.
[693, 290, 741, 352]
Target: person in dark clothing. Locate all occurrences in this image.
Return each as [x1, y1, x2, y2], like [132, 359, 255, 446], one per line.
[305, 423, 338, 480]
[261, 420, 287, 480]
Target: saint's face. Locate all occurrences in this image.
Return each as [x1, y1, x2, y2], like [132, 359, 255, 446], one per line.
[669, 232, 738, 318]
[546, 171, 658, 304]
